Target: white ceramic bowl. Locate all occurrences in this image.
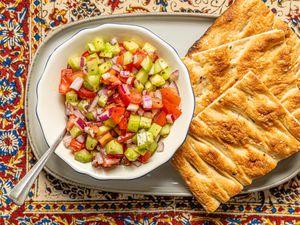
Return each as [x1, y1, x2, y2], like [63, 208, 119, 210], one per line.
[36, 23, 194, 180]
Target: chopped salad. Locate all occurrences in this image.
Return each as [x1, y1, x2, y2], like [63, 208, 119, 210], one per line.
[60, 37, 181, 168]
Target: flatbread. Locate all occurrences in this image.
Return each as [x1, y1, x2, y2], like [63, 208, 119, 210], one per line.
[184, 0, 300, 119]
[172, 72, 300, 212]
[183, 30, 286, 115]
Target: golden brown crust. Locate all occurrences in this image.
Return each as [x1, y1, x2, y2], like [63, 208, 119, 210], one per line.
[172, 72, 300, 212]
[183, 30, 286, 115]
[185, 0, 300, 118]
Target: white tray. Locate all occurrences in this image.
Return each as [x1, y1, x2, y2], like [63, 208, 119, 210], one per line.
[26, 13, 300, 195]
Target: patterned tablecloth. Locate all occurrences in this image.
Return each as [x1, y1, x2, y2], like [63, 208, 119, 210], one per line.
[0, 0, 300, 224]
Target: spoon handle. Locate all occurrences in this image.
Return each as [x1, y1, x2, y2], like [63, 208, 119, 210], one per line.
[8, 129, 66, 205]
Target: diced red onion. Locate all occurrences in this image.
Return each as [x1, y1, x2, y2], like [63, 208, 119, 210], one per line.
[92, 152, 104, 167]
[76, 134, 85, 143]
[111, 64, 121, 72]
[137, 108, 144, 116]
[166, 114, 175, 124]
[132, 161, 142, 167]
[142, 95, 152, 109]
[84, 126, 95, 138]
[75, 117, 87, 130]
[154, 90, 162, 99]
[63, 135, 72, 147]
[73, 109, 85, 119]
[98, 88, 108, 96]
[124, 138, 133, 144]
[99, 147, 107, 156]
[143, 112, 152, 119]
[133, 54, 138, 64]
[126, 77, 134, 85]
[111, 56, 118, 64]
[80, 57, 86, 69]
[142, 90, 147, 96]
[170, 70, 179, 81]
[169, 81, 180, 96]
[65, 103, 74, 116]
[110, 37, 118, 45]
[155, 135, 161, 143]
[97, 110, 111, 121]
[69, 77, 84, 91]
[157, 141, 164, 152]
[127, 103, 139, 112]
[102, 72, 111, 80]
[120, 70, 130, 76]
[120, 84, 130, 95]
[88, 95, 99, 112]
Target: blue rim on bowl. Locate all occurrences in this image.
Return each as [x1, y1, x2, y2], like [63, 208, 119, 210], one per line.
[35, 23, 195, 180]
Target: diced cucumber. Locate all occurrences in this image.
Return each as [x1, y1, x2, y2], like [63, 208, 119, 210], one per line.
[135, 69, 148, 85]
[85, 112, 95, 121]
[132, 134, 137, 144]
[154, 58, 168, 74]
[84, 74, 100, 92]
[124, 148, 140, 161]
[160, 124, 171, 137]
[87, 42, 97, 53]
[86, 58, 99, 75]
[100, 50, 112, 58]
[105, 140, 123, 155]
[128, 114, 140, 132]
[99, 61, 112, 74]
[134, 80, 144, 93]
[145, 81, 154, 92]
[86, 135, 98, 150]
[160, 67, 172, 80]
[123, 41, 139, 53]
[142, 42, 156, 54]
[67, 56, 81, 71]
[93, 37, 105, 52]
[123, 51, 133, 65]
[98, 94, 108, 107]
[86, 53, 100, 63]
[70, 125, 82, 138]
[149, 141, 158, 155]
[74, 149, 93, 163]
[139, 117, 152, 129]
[148, 123, 162, 138]
[78, 100, 89, 112]
[103, 118, 116, 128]
[150, 74, 165, 87]
[66, 91, 78, 103]
[137, 131, 154, 154]
[97, 125, 111, 136]
[100, 42, 120, 58]
[141, 56, 153, 72]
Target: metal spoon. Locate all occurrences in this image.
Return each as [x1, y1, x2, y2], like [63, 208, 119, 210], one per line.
[8, 129, 66, 205]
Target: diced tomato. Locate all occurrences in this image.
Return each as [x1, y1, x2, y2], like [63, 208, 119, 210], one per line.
[90, 125, 99, 134]
[117, 54, 124, 65]
[108, 68, 117, 76]
[107, 154, 124, 158]
[119, 72, 131, 83]
[69, 139, 84, 152]
[138, 151, 151, 163]
[117, 132, 135, 143]
[82, 51, 90, 57]
[160, 87, 181, 106]
[162, 99, 182, 119]
[111, 107, 126, 124]
[118, 85, 131, 105]
[124, 63, 133, 72]
[112, 93, 125, 107]
[69, 71, 84, 82]
[77, 87, 97, 99]
[152, 97, 163, 109]
[133, 51, 147, 68]
[59, 69, 73, 94]
[106, 74, 120, 84]
[118, 117, 128, 131]
[153, 111, 167, 126]
[66, 114, 76, 131]
[129, 91, 142, 105]
[124, 111, 131, 118]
